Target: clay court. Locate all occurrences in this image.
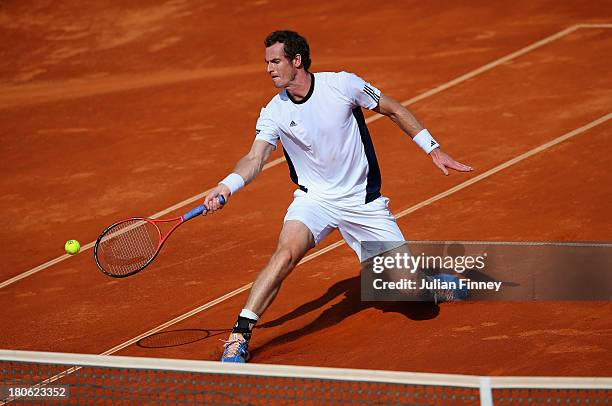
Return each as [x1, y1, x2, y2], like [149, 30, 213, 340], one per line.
[1, 0, 611, 396]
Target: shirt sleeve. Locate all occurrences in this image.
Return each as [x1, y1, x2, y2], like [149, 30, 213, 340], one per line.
[254, 106, 280, 149]
[337, 71, 381, 110]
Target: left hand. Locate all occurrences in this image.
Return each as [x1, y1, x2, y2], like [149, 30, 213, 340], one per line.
[429, 148, 473, 176]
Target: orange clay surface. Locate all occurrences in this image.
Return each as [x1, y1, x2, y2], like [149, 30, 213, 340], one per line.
[0, 1, 611, 377]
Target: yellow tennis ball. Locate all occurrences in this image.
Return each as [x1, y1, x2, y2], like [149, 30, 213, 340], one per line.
[65, 240, 81, 255]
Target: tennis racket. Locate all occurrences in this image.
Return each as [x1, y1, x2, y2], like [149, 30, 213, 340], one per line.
[94, 196, 225, 278]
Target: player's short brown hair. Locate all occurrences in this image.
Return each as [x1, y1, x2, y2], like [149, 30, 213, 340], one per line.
[265, 30, 311, 71]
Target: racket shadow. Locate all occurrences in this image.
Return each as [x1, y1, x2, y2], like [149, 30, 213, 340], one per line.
[252, 276, 439, 358]
[137, 328, 231, 349]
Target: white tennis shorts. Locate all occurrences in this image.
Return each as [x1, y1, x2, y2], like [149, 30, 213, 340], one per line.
[284, 190, 405, 262]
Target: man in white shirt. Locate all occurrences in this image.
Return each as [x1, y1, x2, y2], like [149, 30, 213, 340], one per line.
[203, 30, 472, 363]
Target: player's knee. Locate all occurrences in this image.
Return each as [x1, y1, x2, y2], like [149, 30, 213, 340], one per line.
[272, 246, 299, 273]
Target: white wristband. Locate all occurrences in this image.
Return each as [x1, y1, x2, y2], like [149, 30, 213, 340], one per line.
[220, 173, 245, 195]
[412, 128, 440, 154]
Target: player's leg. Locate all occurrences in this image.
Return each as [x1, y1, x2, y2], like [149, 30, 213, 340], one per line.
[221, 192, 335, 363]
[339, 196, 467, 302]
[246, 220, 315, 315]
[221, 220, 314, 363]
[337, 197, 428, 301]
[338, 197, 430, 301]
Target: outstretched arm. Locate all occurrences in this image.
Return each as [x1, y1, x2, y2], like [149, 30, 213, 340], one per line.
[203, 139, 275, 212]
[373, 94, 473, 176]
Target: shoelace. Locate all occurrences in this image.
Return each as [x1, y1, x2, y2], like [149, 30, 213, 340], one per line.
[425, 275, 460, 304]
[221, 335, 246, 358]
[432, 288, 456, 304]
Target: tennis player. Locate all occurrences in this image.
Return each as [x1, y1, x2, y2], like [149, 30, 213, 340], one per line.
[203, 30, 472, 363]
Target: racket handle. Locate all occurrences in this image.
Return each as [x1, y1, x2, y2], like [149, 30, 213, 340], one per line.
[183, 195, 226, 221]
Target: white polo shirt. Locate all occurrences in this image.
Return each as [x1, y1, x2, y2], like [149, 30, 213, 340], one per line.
[255, 71, 382, 205]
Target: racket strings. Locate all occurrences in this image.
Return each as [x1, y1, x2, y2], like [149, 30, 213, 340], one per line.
[97, 219, 160, 276]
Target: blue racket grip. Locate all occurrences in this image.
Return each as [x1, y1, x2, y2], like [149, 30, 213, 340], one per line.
[183, 195, 226, 221]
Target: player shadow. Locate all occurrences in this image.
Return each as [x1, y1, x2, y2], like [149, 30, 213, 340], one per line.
[250, 275, 439, 358]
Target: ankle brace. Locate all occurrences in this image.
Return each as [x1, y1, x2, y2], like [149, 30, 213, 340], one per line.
[231, 316, 256, 341]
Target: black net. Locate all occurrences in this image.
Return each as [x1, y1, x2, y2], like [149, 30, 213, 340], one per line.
[2, 354, 610, 405]
[1, 360, 480, 405]
[492, 387, 610, 405]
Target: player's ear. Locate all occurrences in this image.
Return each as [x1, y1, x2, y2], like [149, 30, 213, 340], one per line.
[293, 54, 302, 68]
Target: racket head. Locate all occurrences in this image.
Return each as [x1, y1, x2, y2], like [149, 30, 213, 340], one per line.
[94, 218, 163, 278]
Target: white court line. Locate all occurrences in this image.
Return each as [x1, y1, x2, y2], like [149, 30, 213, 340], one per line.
[393, 113, 612, 218]
[98, 112, 611, 356]
[0, 23, 609, 291]
[577, 23, 612, 28]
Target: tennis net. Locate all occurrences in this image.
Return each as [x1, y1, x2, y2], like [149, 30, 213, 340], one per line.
[1, 349, 610, 405]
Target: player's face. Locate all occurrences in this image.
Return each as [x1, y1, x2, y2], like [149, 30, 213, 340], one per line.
[265, 42, 297, 88]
